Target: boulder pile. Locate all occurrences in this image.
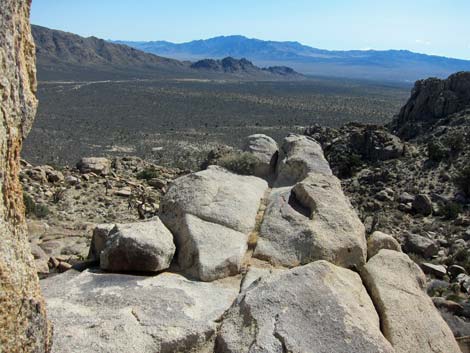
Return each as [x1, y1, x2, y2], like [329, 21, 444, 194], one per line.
[42, 133, 461, 353]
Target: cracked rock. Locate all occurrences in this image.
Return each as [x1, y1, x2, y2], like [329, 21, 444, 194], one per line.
[216, 261, 395, 353]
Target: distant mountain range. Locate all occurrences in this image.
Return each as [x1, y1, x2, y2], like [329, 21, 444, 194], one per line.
[115, 35, 470, 82]
[32, 26, 301, 81]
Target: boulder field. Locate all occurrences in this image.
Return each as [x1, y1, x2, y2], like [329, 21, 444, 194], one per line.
[42, 134, 461, 353]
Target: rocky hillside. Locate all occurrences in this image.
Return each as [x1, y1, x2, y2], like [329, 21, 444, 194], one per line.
[191, 56, 302, 78]
[24, 131, 462, 352]
[33, 25, 302, 81]
[306, 71, 470, 343]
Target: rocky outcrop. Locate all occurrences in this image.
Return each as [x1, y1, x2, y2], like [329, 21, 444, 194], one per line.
[390, 72, 470, 139]
[0, 1, 51, 351]
[77, 157, 111, 175]
[362, 250, 461, 353]
[100, 220, 175, 273]
[160, 166, 268, 280]
[217, 261, 395, 353]
[41, 269, 241, 353]
[254, 173, 367, 268]
[242, 134, 278, 179]
[275, 134, 332, 186]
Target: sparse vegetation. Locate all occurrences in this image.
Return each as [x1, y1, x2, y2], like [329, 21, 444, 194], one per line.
[216, 152, 260, 175]
[23, 192, 50, 219]
[136, 168, 159, 181]
[454, 164, 470, 197]
[440, 201, 462, 220]
[427, 141, 448, 162]
[23, 79, 409, 169]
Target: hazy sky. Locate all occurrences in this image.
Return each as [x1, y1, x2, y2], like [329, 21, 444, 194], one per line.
[31, 0, 470, 59]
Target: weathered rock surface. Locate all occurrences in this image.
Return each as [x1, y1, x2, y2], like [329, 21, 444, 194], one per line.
[160, 166, 267, 280]
[403, 233, 438, 258]
[100, 219, 175, 273]
[0, 1, 51, 351]
[362, 250, 461, 353]
[412, 194, 433, 216]
[42, 269, 241, 353]
[390, 72, 470, 139]
[161, 166, 268, 234]
[367, 231, 402, 259]
[254, 173, 367, 268]
[172, 214, 248, 281]
[275, 134, 332, 186]
[77, 157, 111, 175]
[88, 223, 115, 261]
[243, 134, 278, 178]
[217, 261, 395, 353]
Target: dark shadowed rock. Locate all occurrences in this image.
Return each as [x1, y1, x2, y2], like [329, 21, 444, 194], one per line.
[403, 233, 438, 258]
[100, 219, 175, 273]
[412, 194, 433, 216]
[390, 72, 470, 139]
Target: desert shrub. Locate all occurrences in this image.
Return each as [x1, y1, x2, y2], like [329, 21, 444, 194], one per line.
[23, 192, 50, 219]
[136, 168, 159, 181]
[444, 132, 465, 156]
[23, 192, 36, 215]
[333, 152, 363, 179]
[427, 141, 448, 162]
[216, 152, 260, 175]
[441, 201, 462, 220]
[454, 165, 470, 197]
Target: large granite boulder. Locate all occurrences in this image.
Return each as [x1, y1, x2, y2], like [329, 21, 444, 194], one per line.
[254, 173, 367, 268]
[42, 270, 241, 353]
[160, 166, 268, 280]
[100, 219, 175, 273]
[77, 157, 111, 175]
[275, 134, 332, 186]
[216, 261, 395, 353]
[0, 1, 51, 351]
[242, 134, 278, 178]
[173, 214, 248, 281]
[361, 250, 461, 353]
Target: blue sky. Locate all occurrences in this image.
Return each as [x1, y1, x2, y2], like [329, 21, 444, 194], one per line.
[31, 0, 470, 59]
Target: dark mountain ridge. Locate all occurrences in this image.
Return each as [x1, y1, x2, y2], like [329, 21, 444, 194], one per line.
[32, 26, 301, 81]
[116, 35, 470, 82]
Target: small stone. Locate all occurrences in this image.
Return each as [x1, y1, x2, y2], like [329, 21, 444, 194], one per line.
[421, 263, 447, 279]
[65, 175, 79, 185]
[399, 192, 415, 203]
[115, 187, 132, 197]
[412, 194, 433, 216]
[367, 231, 402, 259]
[58, 261, 72, 273]
[448, 265, 467, 279]
[48, 257, 60, 269]
[403, 233, 438, 258]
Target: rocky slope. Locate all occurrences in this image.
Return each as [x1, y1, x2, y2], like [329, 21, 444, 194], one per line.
[30, 132, 460, 352]
[0, 1, 51, 351]
[306, 71, 470, 344]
